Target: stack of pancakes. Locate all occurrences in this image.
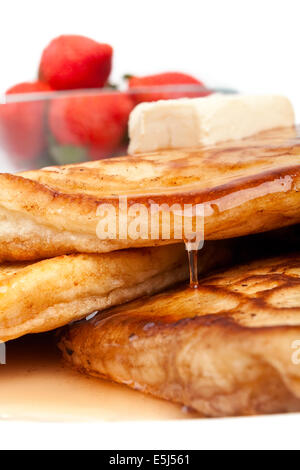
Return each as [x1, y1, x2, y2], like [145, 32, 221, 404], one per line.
[1, 126, 300, 417]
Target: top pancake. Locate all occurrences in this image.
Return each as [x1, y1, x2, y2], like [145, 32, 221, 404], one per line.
[0, 126, 300, 260]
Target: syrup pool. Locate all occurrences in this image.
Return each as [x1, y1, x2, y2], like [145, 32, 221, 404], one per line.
[0, 333, 197, 422]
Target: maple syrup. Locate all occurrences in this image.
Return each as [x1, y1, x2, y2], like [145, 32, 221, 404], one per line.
[0, 334, 196, 422]
[186, 248, 199, 288]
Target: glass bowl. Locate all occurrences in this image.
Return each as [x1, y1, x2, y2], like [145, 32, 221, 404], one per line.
[0, 86, 236, 172]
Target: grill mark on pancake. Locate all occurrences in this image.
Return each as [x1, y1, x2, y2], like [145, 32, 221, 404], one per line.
[5, 164, 300, 209]
[80, 252, 300, 331]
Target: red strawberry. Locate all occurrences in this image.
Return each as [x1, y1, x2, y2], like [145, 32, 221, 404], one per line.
[39, 35, 113, 90]
[0, 81, 52, 161]
[128, 72, 211, 103]
[49, 93, 134, 160]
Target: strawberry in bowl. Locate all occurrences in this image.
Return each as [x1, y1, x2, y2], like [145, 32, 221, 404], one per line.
[48, 92, 134, 164]
[39, 35, 113, 90]
[0, 81, 52, 163]
[128, 72, 211, 103]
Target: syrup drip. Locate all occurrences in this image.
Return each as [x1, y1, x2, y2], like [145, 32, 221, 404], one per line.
[186, 248, 199, 289]
[185, 235, 203, 289]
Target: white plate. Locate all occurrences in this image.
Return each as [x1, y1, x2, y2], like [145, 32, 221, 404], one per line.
[0, 414, 299, 450]
[1, 334, 299, 450]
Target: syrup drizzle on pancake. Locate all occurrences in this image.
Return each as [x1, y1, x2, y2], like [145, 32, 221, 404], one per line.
[186, 249, 199, 288]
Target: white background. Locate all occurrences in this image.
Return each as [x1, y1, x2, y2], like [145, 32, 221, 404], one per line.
[0, 0, 300, 450]
[1, 414, 300, 450]
[0, 0, 299, 117]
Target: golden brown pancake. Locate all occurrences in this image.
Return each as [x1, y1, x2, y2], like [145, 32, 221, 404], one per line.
[0, 126, 300, 261]
[0, 244, 189, 342]
[60, 252, 300, 417]
[0, 240, 233, 342]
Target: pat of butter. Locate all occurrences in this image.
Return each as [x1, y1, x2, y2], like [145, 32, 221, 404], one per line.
[128, 94, 295, 154]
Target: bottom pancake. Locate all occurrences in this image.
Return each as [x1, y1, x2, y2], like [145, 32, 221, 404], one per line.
[59, 253, 300, 417]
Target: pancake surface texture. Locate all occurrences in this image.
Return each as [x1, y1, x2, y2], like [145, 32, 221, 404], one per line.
[0, 126, 300, 260]
[60, 253, 300, 417]
[0, 244, 189, 342]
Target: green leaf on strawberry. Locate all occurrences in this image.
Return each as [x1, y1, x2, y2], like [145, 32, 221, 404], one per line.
[49, 136, 88, 165]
